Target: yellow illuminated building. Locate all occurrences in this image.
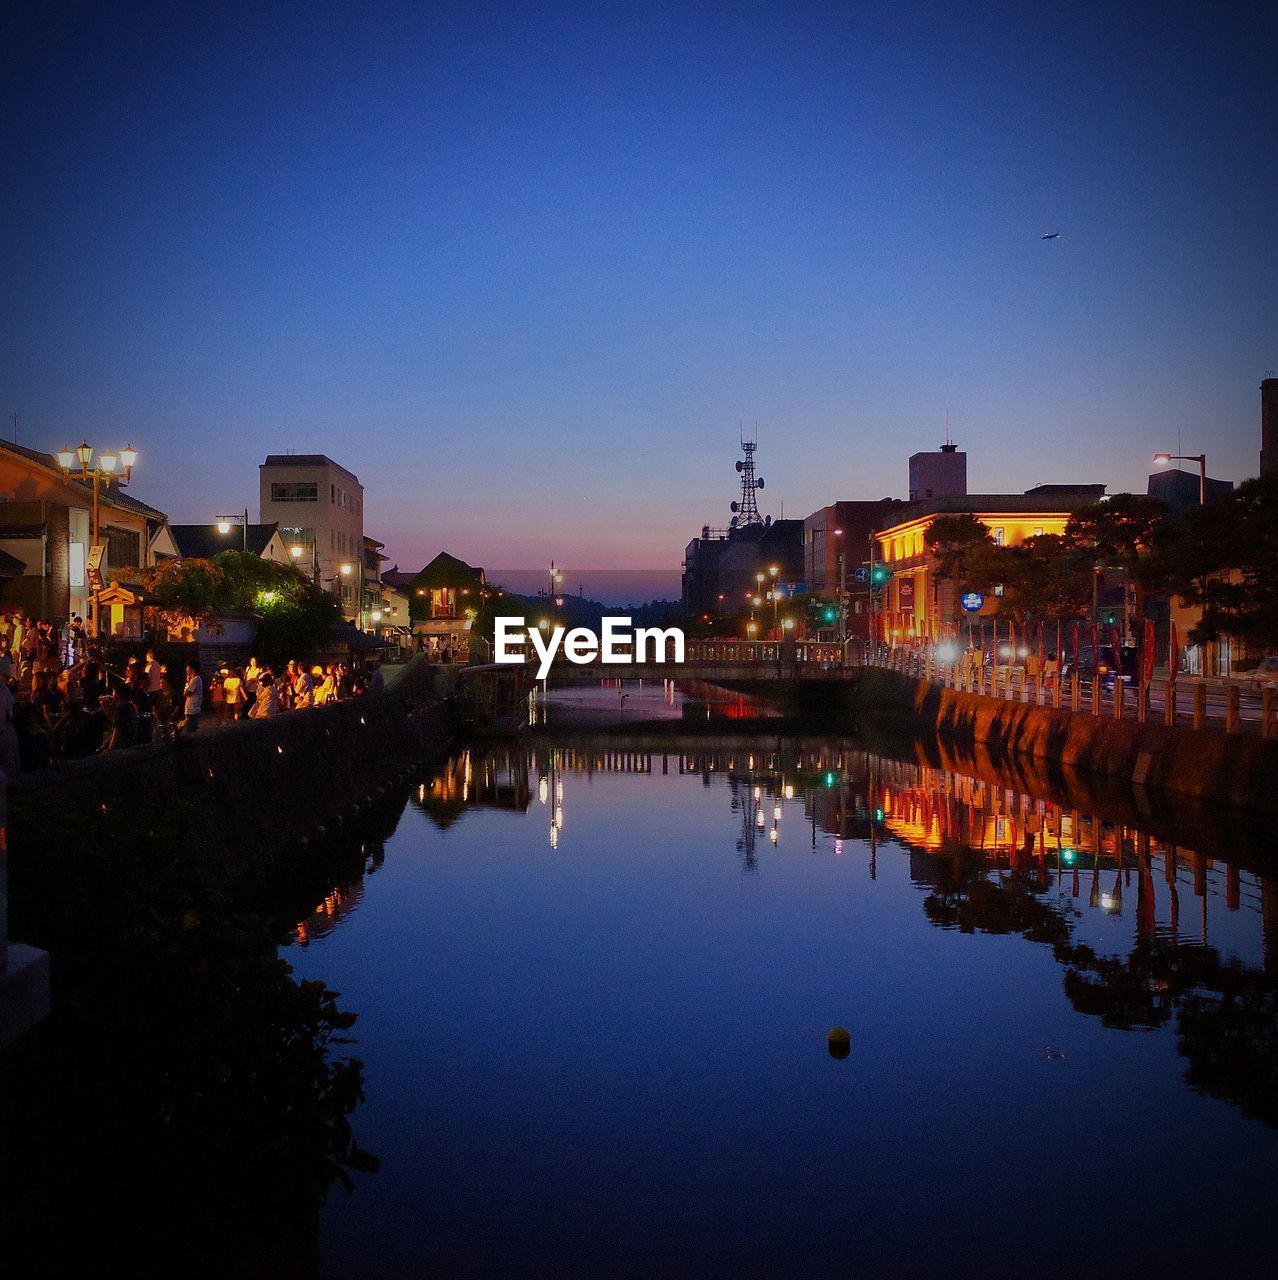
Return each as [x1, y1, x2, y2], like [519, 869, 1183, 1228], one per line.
[871, 489, 1103, 642]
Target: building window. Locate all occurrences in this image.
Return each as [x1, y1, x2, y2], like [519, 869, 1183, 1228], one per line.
[269, 482, 318, 503]
[105, 527, 141, 572]
[331, 484, 335, 503]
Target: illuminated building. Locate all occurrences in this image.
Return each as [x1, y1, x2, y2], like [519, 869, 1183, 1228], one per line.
[871, 485, 1106, 642]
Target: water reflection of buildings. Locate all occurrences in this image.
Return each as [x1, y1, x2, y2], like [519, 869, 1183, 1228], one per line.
[529, 736, 1278, 968]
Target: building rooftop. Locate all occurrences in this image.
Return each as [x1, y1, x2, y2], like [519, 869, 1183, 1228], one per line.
[876, 487, 1106, 530]
[0, 439, 170, 521]
[170, 522, 283, 559]
[408, 551, 486, 589]
[261, 454, 361, 483]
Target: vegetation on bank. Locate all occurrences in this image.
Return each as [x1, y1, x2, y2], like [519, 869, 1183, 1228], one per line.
[129, 550, 344, 660]
[925, 474, 1278, 648]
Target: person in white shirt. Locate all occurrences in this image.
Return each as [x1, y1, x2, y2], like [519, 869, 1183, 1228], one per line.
[293, 666, 314, 710]
[248, 671, 278, 718]
[180, 661, 203, 734]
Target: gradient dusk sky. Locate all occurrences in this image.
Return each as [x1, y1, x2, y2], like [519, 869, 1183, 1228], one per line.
[3, 0, 1276, 575]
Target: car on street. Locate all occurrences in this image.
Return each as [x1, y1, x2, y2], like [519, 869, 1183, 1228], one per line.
[1062, 644, 1138, 690]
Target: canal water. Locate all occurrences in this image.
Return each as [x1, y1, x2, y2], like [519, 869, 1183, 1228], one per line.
[280, 687, 1278, 1280]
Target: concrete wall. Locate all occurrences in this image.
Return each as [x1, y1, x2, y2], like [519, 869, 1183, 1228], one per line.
[847, 667, 1278, 815]
[8, 660, 454, 870]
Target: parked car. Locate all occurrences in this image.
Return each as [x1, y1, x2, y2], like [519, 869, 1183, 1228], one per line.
[1248, 656, 1278, 689]
[1062, 644, 1138, 690]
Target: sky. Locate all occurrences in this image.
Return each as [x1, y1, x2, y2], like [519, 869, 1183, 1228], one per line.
[3, 0, 1276, 578]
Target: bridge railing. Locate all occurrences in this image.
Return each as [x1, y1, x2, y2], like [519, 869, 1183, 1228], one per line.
[682, 639, 852, 667]
[860, 645, 1277, 738]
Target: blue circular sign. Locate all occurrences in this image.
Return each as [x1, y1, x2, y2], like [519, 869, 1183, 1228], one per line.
[960, 592, 984, 612]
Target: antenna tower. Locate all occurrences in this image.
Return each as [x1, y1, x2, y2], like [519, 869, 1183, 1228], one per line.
[729, 431, 766, 528]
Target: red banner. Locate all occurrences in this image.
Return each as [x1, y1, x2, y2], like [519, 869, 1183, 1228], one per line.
[1142, 618, 1156, 684]
[1168, 621, 1179, 684]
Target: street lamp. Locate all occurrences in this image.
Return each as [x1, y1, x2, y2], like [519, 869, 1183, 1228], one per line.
[215, 508, 251, 552]
[57, 439, 139, 638]
[1153, 452, 1207, 506]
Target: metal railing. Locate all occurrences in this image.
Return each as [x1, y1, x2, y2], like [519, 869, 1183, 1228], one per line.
[862, 646, 1277, 738]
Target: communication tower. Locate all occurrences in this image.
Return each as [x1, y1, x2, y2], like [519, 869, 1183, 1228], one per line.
[729, 433, 766, 529]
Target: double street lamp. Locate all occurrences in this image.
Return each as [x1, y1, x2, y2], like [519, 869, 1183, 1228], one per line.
[57, 440, 139, 638]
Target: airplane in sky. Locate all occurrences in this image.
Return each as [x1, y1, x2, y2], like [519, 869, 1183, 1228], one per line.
[1042, 230, 1061, 240]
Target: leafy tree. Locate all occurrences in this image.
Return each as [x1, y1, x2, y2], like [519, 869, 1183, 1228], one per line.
[997, 534, 1094, 623]
[1165, 473, 1278, 650]
[134, 552, 342, 660]
[1064, 494, 1173, 625]
[925, 513, 997, 591]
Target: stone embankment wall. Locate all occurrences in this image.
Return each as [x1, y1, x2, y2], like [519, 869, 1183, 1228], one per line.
[9, 658, 456, 868]
[848, 668, 1278, 815]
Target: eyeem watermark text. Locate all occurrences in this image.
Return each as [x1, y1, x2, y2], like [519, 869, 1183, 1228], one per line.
[494, 616, 685, 680]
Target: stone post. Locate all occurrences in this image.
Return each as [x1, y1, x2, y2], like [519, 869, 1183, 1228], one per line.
[1263, 686, 1275, 740]
[1193, 683, 1207, 730]
[1, 769, 52, 1052]
[1071, 675, 1081, 713]
[1113, 680, 1125, 720]
[1164, 683, 1176, 727]
[1091, 676, 1101, 717]
[1225, 684, 1241, 734]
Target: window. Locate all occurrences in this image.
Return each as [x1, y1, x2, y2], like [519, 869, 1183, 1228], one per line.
[269, 482, 318, 503]
[105, 527, 141, 572]
[330, 529, 336, 550]
[331, 484, 335, 503]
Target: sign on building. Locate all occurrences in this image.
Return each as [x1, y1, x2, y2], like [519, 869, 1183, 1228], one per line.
[86, 544, 106, 594]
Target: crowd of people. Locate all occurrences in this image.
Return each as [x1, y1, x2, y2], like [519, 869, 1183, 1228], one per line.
[0, 609, 386, 774]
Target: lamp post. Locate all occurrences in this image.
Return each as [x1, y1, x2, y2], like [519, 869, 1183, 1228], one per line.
[1153, 452, 1207, 506]
[57, 440, 138, 639]
[216, 508, 250, 552]
[549, 561, 563, 625]
[833, 528, 846, 644]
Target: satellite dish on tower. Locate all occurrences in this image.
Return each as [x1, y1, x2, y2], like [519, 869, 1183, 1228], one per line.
[730, 500, 739, 512]
[765, 515, 772, 526]
[730, 515, 739, 528]
[756, 478, 765, 490]
[735, 460, 744, 473]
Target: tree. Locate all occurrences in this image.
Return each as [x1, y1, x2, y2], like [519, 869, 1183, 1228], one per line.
[925, 513, 996, 591]
[1166, 473, 1278, 651]
[1063, 494, 1173, 626]
[135, 552, 342, 660]
[996, 534, 1093, 623]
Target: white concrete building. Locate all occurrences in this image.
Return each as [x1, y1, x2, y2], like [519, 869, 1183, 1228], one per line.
[259, 454, 364, 617]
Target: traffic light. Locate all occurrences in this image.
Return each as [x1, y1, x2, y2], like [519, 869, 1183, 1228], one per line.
[870, 565, 892, 587]
[822, 606, 837, 623]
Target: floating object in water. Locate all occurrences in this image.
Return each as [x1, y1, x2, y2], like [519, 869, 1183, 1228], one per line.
[828, 1027, 851, 1060]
